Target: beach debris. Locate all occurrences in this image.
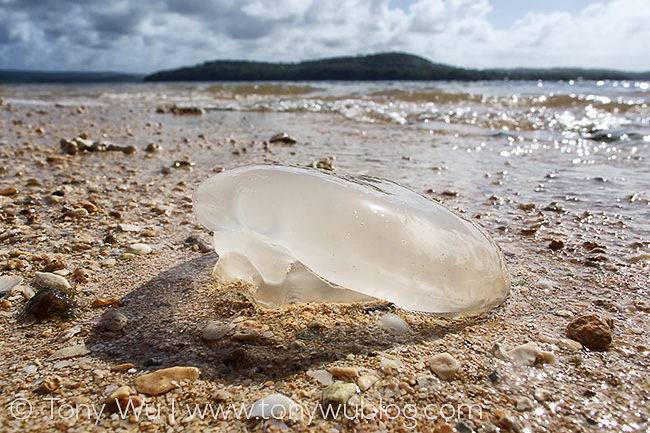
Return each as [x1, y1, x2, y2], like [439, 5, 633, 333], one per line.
[0, 187, 19, 196]
[506, 342, 554, 366]
[134, 366, 201, 396]
[103, 386, 143, 413]
[248, 394, 300, 419]
[309, 156, 336, 171]
[379, 313, 410, 334]
[567, 314, 613, 350]
[427, 353, 460, 380]
[269, 132, 296, 144]
[0, 275, 22, 294]
[156, 104, 205, 115]
[90, 297, 120, 308]
[193, 165, 510, 314]
[201, 322, 235, 340]
[126, 243, 153, 255]
[23, 287, 76, 322]
[321, 383, 358, 411]
[101, 311, 128, 332]
[307, 369, 334, 386]
[47, 344, 90, 361]
[357, 375, 378, 391]
[328, 366, 360, 381]
[33, 272, 71, 293]
[73, 267, 91, 283]
[60, 134, 136, 155]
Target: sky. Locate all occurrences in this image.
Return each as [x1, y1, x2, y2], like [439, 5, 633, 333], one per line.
[0, 0, 648, 74]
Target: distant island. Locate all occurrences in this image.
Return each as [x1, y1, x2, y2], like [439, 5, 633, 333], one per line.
[145, 52, 650, 82]
[1, 53, 648, 83]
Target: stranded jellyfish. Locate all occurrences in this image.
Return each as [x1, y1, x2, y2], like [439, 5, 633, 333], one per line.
[193, 165, 510, 314]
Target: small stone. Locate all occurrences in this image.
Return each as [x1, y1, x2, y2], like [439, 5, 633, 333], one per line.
[33, 272, 71, 293]
[47, 344, 90, 361]
[212, 389, 232, 402]
[326, 367, 358, 381]
[74, 267, 91, 283]
[104, 311, 128, 331]
[134, 366, 200, 396]
[65, 208, 89, 218]
[0, 187, 20, 196]
[91, 297, 120, 308]
[549, 239, 565, 250]
[269, 132, 296, 144]
[117, 223, 141, 232]
[101, 258, 117, 267]
[357, 375, 378, 392]
[493, 409, 516, 430]
[379, 357, 401, 372]
[248, 394, 299, 419]
[104, 386, 143, 413]
[202, 322, 235, 340]
[38, 376, 63, 393]
[514, 396, 533, 411]
[321, 383, 358, 410]
[379, 313, 410, 334]
[567, 314, 613, 350]
[127, 243, 152, 255]
[307, 369, 333, 386]
[427, 353, 460, 380]
[507, 342, 542, 366]
[1, 298, 11, 310]
[534, 388, 553, 402]
[0, 275, 23, 293]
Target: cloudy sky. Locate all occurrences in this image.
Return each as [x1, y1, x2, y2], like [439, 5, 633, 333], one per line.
[0, 0, 648, 73]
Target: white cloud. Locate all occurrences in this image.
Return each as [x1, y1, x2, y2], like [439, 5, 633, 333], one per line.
[0, 0, 648, 73]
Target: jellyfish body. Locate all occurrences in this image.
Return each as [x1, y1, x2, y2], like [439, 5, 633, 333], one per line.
[193, 165, 510, 314]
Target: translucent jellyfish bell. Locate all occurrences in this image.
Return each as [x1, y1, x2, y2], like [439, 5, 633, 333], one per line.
[193, 165, 510, 314]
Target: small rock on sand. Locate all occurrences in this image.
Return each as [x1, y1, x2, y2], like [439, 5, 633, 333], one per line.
[127, 243, 153, 255]
[34, 272, 71, 293]
[322, 383, 358, 409]
[249, 394, 299, 419]
[134, 366, 200, 395]
[379, 313, 411, 334]
[427, 353, 460, 380]
[47, 344, 90, 361]
[567, 314, 613, 350]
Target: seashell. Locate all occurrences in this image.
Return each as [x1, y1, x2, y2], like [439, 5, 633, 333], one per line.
[193, 165, 510, 314]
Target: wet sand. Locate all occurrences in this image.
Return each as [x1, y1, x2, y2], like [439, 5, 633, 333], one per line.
[0, 95, 649, 432]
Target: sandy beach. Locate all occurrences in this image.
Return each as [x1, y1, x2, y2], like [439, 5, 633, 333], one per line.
[0, 83, 649, 432]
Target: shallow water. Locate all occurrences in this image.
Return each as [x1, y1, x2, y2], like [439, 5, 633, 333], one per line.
[1, 79, 648, 241]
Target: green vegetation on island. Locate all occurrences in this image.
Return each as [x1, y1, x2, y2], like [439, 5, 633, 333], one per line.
[144, 52, 650, 82]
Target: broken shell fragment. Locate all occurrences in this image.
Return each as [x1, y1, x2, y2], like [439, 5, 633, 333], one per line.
[193, 165, 510, 314]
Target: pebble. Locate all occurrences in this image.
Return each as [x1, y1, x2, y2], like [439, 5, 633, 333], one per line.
[379, 313, 411, 334]
[328, 366, 360, 381]
[202, 322, 235, 340]
[357, 375, 378, 392]
[0, 276, 23, 293]
[127, 243, 153, 255]
[248, 394, 299, 419]
[379, 357, 401, 372]
[134, 366, 200, 395]
[104, 311, 128, 332]
[307, 369, 333, 386]
[567, 314, 613, 350]
[514, 396, 534, 411]
[558, 338, 583, 351]
[427, 353, 460, 380]
[91, 297, 120, 308]
[269, 132, 297, 144]
[65, 208, 89, 218]
[74, 267, 91, 283]
[507, 342, 542, 366]
[47, 344, 90, 361]
[100, 258, 117, 267]
[33, 272, 71, 293]
[321, 383, 358, 409]
[212, 389, 232, 402]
